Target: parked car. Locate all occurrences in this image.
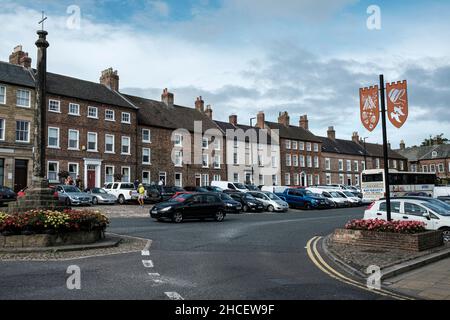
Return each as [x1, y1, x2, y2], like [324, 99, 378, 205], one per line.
[183, 186, 209, 193]
[211, 181, 248, 192]
[0, 186, 17, 204]
[337, 190, 362, 206]
[438, 196, 450, 205]
[307, 188, 349, 208]
[150, 193, 226, 223]
[228, 192, 265, 212]
[403, 192, 431, 197]
[248, 191, 289, 212]
[245, 184, 259, 191]
[205, 186, 224, 193]
[219, 192, 242, 213]
[276, 188, 332, 210]
[54, 185, 92, 206]
[104, 182, 136, 204]
[143, 185, 185, 203]
[260, 185, 289, 193]
[363, 197, 450, 241]
[434, 186, 450, 198]
[84, 187, 117, 205]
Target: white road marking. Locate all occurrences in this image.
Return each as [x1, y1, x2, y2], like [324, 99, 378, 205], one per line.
[142, 260, 154, 268]
[141, 240, 152, 256]
[165, 292, 184, 300]
[148, 273, 161, 277]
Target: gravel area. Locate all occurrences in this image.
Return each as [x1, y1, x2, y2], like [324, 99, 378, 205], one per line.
[0, 234, 149, 261]
[326, 236, 450, 274]
[89, 204, 154, 218]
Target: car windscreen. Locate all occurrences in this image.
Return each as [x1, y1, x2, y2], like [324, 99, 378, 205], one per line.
[421, 202, 450, 216]
[244, 194, 256, 200]
[63, 186, 81, 193]
[330, 192, 343, 198]
[265, 192, 280, 200]
[343, 191, 355, 197]
[221, 193, 233, 201]
[428, 199, 450, 211]
[169, 194, 192, 202]
[94, 188, 107, 194]
[234, 183, 247, 189]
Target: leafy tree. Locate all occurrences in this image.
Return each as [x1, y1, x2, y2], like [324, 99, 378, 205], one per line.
[421, 134, 448, 146]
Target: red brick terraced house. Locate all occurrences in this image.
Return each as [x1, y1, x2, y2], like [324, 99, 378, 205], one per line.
[124, 93, 227, 187]
[256, 112, 322, 187]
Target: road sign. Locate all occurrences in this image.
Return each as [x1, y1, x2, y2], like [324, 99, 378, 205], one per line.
[359, 86, 380, 132]
[386, 80, 408, 128]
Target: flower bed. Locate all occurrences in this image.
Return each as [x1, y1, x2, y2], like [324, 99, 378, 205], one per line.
[0, 209, 109, 236]
[345, 219, 426, 234]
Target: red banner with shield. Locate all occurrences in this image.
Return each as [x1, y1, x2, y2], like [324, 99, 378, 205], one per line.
[359, 85, 380, 132]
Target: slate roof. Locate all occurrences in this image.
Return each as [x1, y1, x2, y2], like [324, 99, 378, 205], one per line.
[0, 61, 35, 88]
[214, 120, 273, 145]
[46, 72, 137, 109]
[265, 121, 321, 143]
[395, 144, 450, 161]
[125, 94, 219, 133]
[319, 136, 406, 159]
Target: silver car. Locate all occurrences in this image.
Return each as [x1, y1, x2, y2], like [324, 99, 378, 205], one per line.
[249, 191, 289, 212]
[85, 187, 117, 205]
[55, 185, 93, 206]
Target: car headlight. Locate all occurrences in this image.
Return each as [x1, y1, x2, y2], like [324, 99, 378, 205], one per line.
[226, 203, 233, 207]
[160, 206, 172, 212]
[311, 200, 317, 204]
[248, 202, 256, 206]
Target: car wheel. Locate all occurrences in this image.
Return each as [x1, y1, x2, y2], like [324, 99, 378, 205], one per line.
[441, 228, 450, 242]
[65, 197, 71, 206]
[304, 203, 310, 210]
[92, 197, 98, 205]
[215, 210, 225, 222]
[243, 205, 249, 212]
[118, 195, 125, 205]
[172, 211, 183, 223]
[267, 205, 274, 212]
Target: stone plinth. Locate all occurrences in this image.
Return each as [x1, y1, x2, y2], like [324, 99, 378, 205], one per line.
[0, 230, 103, 248]
[7, 178, 67, 214]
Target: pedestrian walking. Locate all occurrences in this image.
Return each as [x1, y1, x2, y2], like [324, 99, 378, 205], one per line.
[134, 179, 140, 190]
[76, 175, 83, 190]
[138, 183, 146, 207]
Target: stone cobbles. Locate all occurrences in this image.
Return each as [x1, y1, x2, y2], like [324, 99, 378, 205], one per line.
[91, 204, 154, 218]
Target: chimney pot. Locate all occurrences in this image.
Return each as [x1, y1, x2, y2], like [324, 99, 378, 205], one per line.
[9, 45, 32, 68]
[278, 111, 290, 127]
[299, 114, 309, 130]
[256, 111, 265, 129]
[100, 68, 119, 91]
[195, 96, 205, 112]
[161, 88, 174, 107]
[229, 114, 238, 126]
[400, 140, 406, 150]
[352, 131, 360, 144]
[205, 105, 213, 119]
[327, 126, 336, 140]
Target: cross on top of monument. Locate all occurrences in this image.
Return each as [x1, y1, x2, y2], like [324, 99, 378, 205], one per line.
[38, 11, 47, 31]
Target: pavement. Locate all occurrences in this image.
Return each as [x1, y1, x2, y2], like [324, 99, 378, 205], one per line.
[385, 258, 450, 300]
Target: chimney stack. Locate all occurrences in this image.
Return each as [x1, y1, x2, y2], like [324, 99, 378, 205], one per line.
[400, 140, 406, 150]
[352, 132, 360, 144]
[299, 115, 309, 130]
[195, 96, 204, 112]
[229, 114, 237, 126]
[278, 111, 290, 127]
[161, 88, 174, 107]
[256, 111, 265, 129]
[100, 68, 119, 91]
[9, 45, 32, 68]
[205, 105, 213, 119]
[327, 126, 336, 140]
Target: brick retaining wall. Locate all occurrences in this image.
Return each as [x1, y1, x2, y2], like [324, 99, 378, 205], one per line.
[331, 229, 443, 252]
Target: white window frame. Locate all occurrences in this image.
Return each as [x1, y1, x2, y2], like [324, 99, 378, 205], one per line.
[314, 156, 319, 168]
[105, 166, 115, 184]
[121, 136, 131, 155]
[293, 155, 298, 167]
[174, 172, 182, 187]
[0, 86, 6, 105]
[346, 160, 351, 172]
[438, 163, 444, 173]
[285, 140, 291, 149]
[121, 166, 131, 183]
[48, 99, 61, 113]
[292, 141, 298, 150]
[202, 154, 209, 168]
[326, 173, 331, 185]
[105, 109, 115, 121]
[202, 137, 209, 149]
[285, 173, 291, 185]
[15, 120, 30, 143]
[314, 143, 319, 152]
[87, 106, 98, 119]
[105, 134, 115, 154]
[300, 155, 305, 167]
[47, 161, 59, 183]
[233, 173, 239, 183]
[0, 119, 5, 141]
[142, 171, 151, 185]
[306, 142, 312, 152]
[338, 159, 344, 171]
[201, 174, 209, 187]
[376, 158, 380, 169]
[142, 147, 151, 165]
[142, 129, 151, 143]
[68, 162, 79, 180]
[307, 156, 312, 168]
[214, 138, 221, 150]
[325, 158, 331, 170]
[16, 89, 31, 108]
[47, 127, 60, 148]
[68, 129, 79, 150]
[286, 154, 292, 166]
[299, 142, 304, 151]
[174, 150, 183, 167]
[69, 103, 80, 116]
[354, 160, 359, 172]
[121, 112, 131, 124]
[174, 134, 183, 147]
[214, 154, 221, 169]
[87, 132, 98, 152]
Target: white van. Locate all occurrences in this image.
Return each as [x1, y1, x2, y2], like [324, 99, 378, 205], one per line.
[211, 181, 248, 192]
[306, 187, 349, 207]
[260, 186, 289, 193]
[434, 186, 450, 198]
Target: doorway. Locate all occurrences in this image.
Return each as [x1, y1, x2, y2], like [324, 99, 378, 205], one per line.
[87, 165, 96, 189]
[14, 159, 28, 192]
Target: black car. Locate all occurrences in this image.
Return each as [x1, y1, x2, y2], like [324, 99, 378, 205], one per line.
[0, 186, 17, 204]
[228, 192, 265, 212]
[404, 192, 431, 197]
[145, 185, 185, 203]
[183, 186, 209, 192]
[150, 193, 226, 223]
[205, 186, 224, 193]
[245, 184, 259, 191]
[219, 193, 242, 213]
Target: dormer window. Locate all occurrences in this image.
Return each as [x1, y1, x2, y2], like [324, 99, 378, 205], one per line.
[432, 151, 438, 158]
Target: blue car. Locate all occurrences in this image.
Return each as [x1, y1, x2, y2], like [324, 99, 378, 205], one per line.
[275, 188, 332, 210]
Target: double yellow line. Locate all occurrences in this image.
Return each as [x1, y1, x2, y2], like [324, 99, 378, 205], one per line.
[306, 236, 414, 300]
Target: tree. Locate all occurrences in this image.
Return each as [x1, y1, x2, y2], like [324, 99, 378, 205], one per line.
[421, 134, 449, 146]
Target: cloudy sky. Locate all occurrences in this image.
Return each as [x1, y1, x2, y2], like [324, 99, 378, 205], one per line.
[1, 0, 449, 147]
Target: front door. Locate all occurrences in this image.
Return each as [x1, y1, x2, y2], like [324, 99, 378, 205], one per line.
[87, 165, 96, 189]
[195, 174, 201, 187]
[14, 159, 28, 192]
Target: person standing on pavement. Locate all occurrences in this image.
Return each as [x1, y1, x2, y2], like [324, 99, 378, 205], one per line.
[138, 183, 146, 207]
